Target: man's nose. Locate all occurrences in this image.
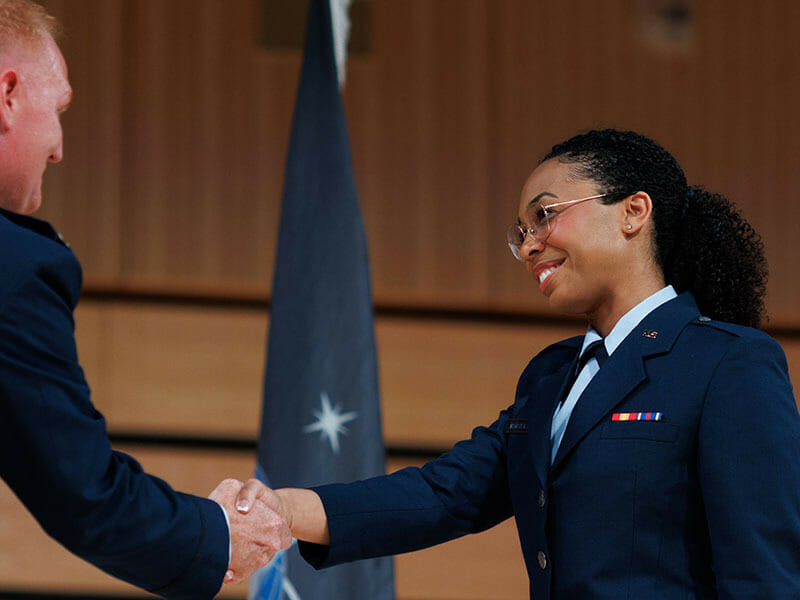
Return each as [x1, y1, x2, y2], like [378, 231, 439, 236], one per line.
[49, 138, 63, 163]
[49, 121, 64, 163]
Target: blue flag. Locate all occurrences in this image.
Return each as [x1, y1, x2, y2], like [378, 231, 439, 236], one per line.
[251, 0, 395, 598]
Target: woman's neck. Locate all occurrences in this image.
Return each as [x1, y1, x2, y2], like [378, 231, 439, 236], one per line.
[588, 274, 667, 337]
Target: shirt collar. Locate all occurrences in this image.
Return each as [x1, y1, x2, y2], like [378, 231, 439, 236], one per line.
[580, 285, 678, 357]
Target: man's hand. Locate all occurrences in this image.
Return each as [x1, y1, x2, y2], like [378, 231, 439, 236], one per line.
[236, 478, 291, 530]
[235, 484, 331, 546]
[208, 478, 292, 584]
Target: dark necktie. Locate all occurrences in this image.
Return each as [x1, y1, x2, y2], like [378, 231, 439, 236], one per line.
[560, 339, 608, 405]
[576, 339, 608, 374]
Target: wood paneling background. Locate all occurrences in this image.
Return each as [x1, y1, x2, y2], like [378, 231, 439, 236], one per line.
[34, 0, 800, 324]
[71, 300, 800, 444]
[73, 300, 586, 445]
[4, 1, 800, 598]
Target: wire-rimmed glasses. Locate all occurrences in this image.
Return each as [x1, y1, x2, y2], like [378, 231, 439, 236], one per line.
[507, 192, 621, 261]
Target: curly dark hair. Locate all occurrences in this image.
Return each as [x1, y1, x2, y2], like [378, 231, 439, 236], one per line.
[542, 129, 768, 328]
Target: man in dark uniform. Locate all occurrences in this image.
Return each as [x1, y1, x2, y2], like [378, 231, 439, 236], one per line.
[0, 1, 290, 597]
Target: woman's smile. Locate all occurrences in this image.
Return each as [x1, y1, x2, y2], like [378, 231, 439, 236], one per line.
[529, 257, 565, 292]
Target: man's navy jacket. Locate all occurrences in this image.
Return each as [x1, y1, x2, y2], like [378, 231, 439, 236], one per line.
[0, 208, 228, 599]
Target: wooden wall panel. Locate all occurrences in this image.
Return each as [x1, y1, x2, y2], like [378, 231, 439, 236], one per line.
[38, 0, 124, 280]
[32, 0, 800, 324]
[0, 451, 527, 599]
[377, 316, 580, 445]
[117, 0, 285, 288]
[77, 302, 269, 439]
[73, 300, 800, 446]
[73, 300, 584, 444]
[354, 0, 492, 307]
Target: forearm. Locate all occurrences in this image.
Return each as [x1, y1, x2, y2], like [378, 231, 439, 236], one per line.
[276, 488, 330, 545]
[291, 418, 513, 570]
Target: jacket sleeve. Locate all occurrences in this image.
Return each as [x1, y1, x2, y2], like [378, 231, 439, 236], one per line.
[299, 408, 514, 568]
[0, 250, 228, 600]
[697, 333, 800, 599]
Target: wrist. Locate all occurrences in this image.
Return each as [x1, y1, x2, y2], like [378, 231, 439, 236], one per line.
[273, 488, 329, 545]
[274, 488, 295, 535]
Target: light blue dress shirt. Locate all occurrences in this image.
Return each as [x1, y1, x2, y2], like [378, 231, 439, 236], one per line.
[550, 285, 678, 463]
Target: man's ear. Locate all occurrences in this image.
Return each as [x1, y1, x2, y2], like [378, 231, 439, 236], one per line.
[0, 69, 19, 133]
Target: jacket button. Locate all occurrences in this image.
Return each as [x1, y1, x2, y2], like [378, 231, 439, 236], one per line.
[538, 490, 546, 507]
[537, 551, 547, 569]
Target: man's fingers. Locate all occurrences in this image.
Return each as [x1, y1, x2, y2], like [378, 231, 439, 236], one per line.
[280, 528, 293, 549]
[262, 506, 293, 549]
[208, 478, 243, 502]
[235, 478, 267, 513]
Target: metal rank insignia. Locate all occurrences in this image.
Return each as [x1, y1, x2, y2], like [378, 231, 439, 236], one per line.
[612, 412, 662, 422]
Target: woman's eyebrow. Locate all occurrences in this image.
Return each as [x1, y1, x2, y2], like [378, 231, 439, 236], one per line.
[518, 191, 559, 225]
[526, 191, 558, 209]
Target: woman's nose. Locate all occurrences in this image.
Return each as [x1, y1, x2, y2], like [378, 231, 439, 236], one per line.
[520, 232, 544, 257]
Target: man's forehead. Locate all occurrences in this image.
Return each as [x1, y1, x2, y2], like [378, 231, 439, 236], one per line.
[40, 33, 66, 73]
[34, 34, 71, 95]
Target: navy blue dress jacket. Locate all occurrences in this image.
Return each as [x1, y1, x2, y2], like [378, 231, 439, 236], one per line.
[0, 209, 228, 599]
[300, 293, 800, 599]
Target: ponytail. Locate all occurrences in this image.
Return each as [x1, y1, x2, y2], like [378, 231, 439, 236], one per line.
[665, 187, 767, 328]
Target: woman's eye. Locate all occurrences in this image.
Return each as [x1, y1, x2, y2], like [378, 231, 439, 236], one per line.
[538, 206, 555, 222]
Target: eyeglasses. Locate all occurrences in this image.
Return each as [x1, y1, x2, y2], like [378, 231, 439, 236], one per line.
[506, 192, 619, 261]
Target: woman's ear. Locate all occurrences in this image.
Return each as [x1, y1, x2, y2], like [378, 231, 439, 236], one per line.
[622, 191, 653, 235]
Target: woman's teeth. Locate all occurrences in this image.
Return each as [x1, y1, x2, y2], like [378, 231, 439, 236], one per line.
[539, 266, 558, 284]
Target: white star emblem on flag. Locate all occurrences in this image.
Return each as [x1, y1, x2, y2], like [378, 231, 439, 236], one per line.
[303, 391, 358, 453]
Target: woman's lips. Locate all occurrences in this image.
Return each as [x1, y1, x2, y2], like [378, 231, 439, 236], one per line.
[533, 259, 565, 292]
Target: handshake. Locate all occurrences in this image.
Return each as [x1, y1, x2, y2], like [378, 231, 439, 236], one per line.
[208, 478, 293, 585]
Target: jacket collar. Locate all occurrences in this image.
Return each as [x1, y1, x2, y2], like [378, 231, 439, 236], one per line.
[551, 292, 700, 471]
[0, 207, 69, 248]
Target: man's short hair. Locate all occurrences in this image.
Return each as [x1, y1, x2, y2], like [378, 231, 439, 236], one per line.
[0, 0, 59, 55]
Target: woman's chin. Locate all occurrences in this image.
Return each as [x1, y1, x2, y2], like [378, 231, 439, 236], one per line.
[545, 289, 589, 318]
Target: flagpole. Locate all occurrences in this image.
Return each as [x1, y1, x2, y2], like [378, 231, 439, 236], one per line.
[329, 0, 353, 88]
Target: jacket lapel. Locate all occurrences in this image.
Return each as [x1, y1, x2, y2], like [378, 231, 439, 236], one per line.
[551, 293, 700, 471]
[525, 359, 575, 487]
